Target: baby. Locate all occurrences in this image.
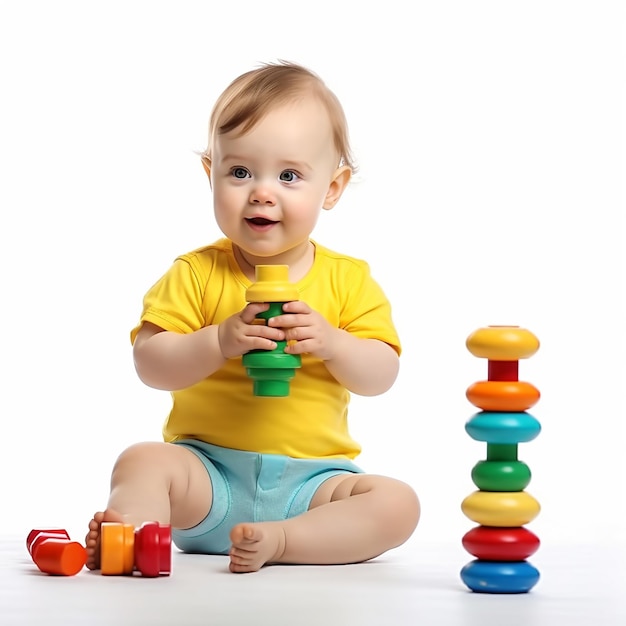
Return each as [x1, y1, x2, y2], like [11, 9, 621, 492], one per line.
[86, 61, 420, 573]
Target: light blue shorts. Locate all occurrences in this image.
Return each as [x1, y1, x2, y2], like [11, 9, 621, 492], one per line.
[171, 439, 363, 555]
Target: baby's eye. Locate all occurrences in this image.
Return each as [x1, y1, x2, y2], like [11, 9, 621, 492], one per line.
[279, 170, 299, 183]
[231, 167, 250, 179]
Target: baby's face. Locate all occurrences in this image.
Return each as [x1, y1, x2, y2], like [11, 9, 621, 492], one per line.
[210, 96, 341, 266]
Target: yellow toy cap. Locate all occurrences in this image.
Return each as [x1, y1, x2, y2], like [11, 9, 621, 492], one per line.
[246, 265, 299, 302]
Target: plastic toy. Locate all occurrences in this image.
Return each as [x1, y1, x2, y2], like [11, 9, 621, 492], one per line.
[100, 521, 171, 577]
[242, 265, 301, 397]
[26, 528, 87, 576]
[459, 560, 540, 594]
[460, 326, 541, 593]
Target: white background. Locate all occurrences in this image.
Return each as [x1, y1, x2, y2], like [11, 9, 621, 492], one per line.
[0, 0, 623, 552]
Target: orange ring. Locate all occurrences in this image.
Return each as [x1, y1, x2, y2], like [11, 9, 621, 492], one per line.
[466, 380, 540, 411]
[121, 525, 135, 574]
[466, 326, 539, 360]
[101, 523, 135, 575]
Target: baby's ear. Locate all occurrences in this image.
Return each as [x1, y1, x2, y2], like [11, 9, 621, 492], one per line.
[323, 165, 352, 210]
[201, 155, 212, 183]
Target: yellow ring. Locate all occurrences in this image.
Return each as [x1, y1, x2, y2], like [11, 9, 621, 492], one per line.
[461, 490, 541, 526]
[466, 326, 540, 360]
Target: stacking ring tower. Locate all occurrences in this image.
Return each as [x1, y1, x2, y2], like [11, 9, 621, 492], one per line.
[242, 265, 301, 397]
[460, 326, 542, 593]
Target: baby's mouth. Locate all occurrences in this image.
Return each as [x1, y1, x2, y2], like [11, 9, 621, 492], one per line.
[246, 217, 277, 226]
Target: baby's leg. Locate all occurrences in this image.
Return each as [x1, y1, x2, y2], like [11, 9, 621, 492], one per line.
[85, 441, 212, 569]
[229, 474, 419, 573]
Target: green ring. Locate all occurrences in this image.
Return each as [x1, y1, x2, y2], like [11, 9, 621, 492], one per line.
[471, 460, 532, 491]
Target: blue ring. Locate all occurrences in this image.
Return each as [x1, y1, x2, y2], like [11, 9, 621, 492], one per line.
[465, 411, 541, 444]
[460, 559, 540, 593]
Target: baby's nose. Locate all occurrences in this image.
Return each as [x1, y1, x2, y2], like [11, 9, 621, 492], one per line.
[249, 184, 277, 205]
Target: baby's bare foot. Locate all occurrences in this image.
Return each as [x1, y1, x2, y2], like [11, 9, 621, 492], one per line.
[85, 509, 126, 570]
[229, 522, 286, 573]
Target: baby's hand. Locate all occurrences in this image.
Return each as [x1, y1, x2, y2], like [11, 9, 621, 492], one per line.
[218, 303, 285, 359]
[268, 301, 337, 360]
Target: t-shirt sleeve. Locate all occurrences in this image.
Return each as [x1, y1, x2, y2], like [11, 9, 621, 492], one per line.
[130, 257, 205, 344]
[340, 262, 402, 356]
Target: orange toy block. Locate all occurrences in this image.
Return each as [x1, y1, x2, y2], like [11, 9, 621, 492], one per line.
[101, 523, 135, 575]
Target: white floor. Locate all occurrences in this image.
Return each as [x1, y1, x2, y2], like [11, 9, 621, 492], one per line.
[3, 535, 624, 626]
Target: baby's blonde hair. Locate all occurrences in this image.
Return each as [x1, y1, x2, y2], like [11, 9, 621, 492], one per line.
[202, 61, 357, 173]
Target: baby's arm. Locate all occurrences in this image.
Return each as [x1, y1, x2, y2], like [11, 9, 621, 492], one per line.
[133, 302, 285, 390]
[271, 301, 399, 396]
[322, 331, 399, 396]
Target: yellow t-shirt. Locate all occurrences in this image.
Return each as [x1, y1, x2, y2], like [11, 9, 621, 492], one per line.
[130, 238, 401, 460]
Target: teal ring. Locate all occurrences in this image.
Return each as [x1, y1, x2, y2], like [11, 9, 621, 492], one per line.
[465, 412, 541, 444]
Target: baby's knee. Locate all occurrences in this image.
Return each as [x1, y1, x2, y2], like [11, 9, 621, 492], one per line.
[112, 441, 168, 470]
[376, 478, 421, 535]
[401, 481, 421, 527]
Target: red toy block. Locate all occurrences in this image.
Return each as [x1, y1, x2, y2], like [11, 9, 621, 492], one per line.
[27, 528, 69, 553]
[134, 522, 171, 577]
[27, 529, 87, 576]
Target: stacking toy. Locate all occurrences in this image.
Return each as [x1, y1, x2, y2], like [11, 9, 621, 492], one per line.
[460, 326, 542, 594]
[100, 521, 171, 577]
[242, 265, 301, 396]
[27, 528, 87, 576]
